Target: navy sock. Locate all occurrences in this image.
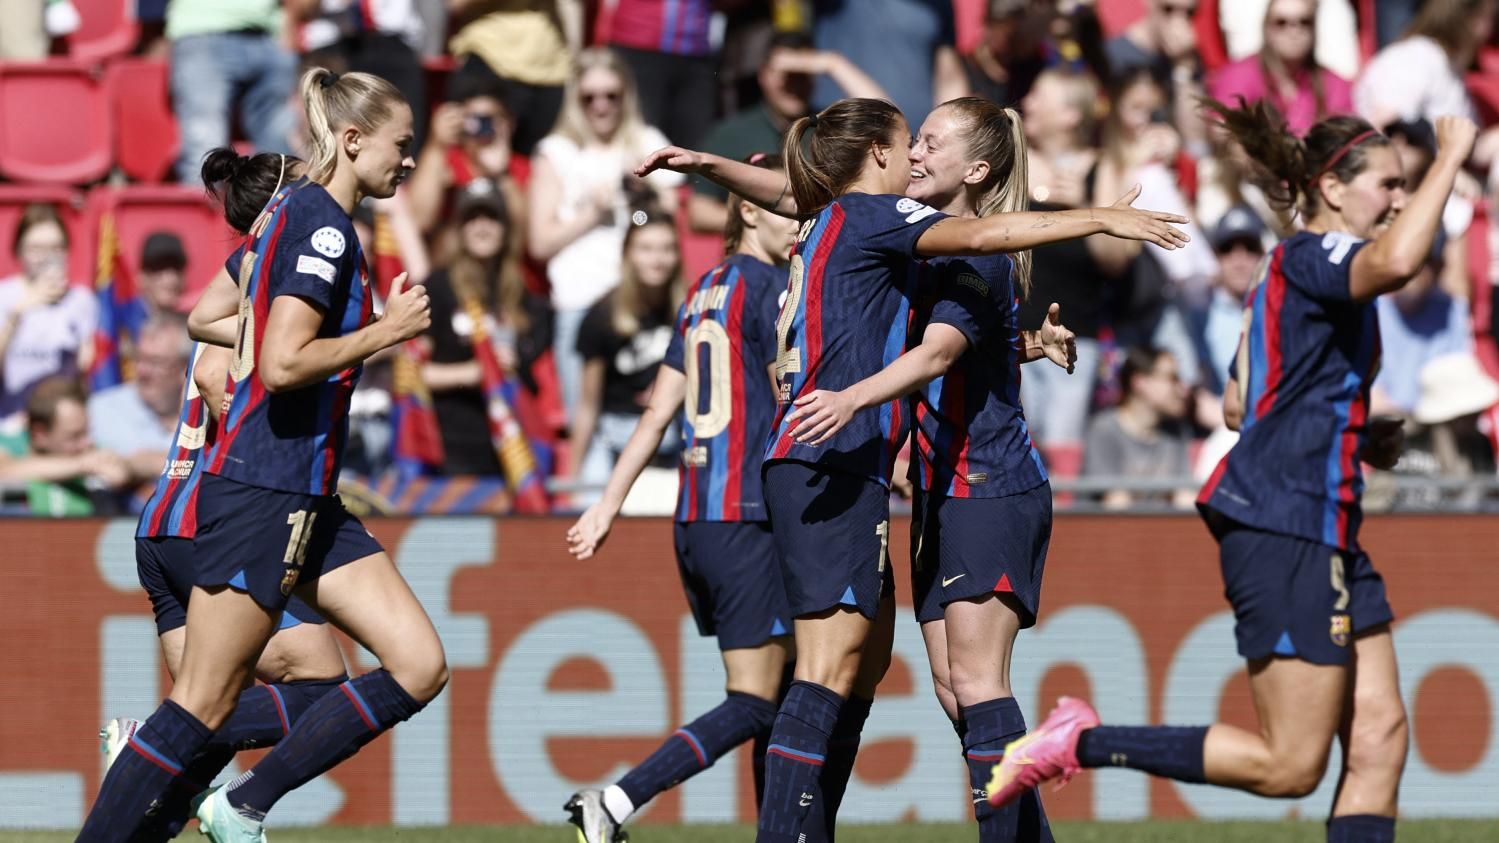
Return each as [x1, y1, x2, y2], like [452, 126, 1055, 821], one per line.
[76, 699, 212, 843]
[961, 697, 1053, 843]
[806, 694, 873, 841]
[140, 677, 346, 841]
[616, 691, 780, 811]
[757, 681, 843, 843]
[226, 670, 425, 818]
[1327, 814, 1396, 843]
[1075, 725, 1209, 784]
[753, 661, 797, 810]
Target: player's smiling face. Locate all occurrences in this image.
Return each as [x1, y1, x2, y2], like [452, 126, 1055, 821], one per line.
[873, 117, 914, 196]
[907, 106, 976, 214]
[352, 102, 416, 199]
[1327, 144, 1406, 239]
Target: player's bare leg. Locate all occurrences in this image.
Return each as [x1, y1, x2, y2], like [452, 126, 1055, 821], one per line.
[1327, 627, 1407, 838]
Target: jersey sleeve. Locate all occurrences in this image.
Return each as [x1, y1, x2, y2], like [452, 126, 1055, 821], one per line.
[1286, 232, 1367, 304]
[927, 260, 999, 349]
[663, 300, 688, 373]
[266, 210, 353, 312]
[224, 243, 248, 278]
[845, 194, 949, 260]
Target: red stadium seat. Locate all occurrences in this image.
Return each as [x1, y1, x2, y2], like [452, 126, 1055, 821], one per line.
[107, 58, 179, 183]
[86, 186, 241, 308]
[0, 184, 90, 284]
[66, 0, 138, 63]
[0, 60, 111, 184]
[675, 186, 722, 284]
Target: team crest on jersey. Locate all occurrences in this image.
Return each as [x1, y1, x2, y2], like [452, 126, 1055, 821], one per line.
[310, 226, 346, 258]
[1330, 613, 1351, 647]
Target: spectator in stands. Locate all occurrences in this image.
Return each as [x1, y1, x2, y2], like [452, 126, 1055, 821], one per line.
[1210, 0, 1354, 137]
[407, 75, 525, 237]
[137, 232, 187, 319]
[1355, 0, 1495, 127]
[960, 0, 1046, 108]
[1410, 354, 1499, 508]
[0, 375, 130, 516]
[423, 179, 554, 476]
[529, 47, 683, 416]
[1373, 231, 1473, 416]
[568, 210, 681, 502]
[1104, 0, 1206, 153]
[1190, 205, 1268, 398]
[1082, 345, 1195, 511]
[810, 0, 968, 127]
[0, 204, 97, 424]
[688, 31, 887, 233]
[167, 0, 297, 182]
[1218, 0, 1361, 82]
[601, 0, 717, 149]
[447, 0, 573, 156]
[297, 0, 428, 151]
[86, 315, 189, 483]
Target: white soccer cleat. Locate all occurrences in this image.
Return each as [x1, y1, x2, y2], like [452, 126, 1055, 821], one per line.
[99, 717, 143, 772]
[564, 789, 627, 843]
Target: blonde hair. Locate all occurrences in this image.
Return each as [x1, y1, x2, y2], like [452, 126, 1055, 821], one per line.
[611, 212, 683, 336]
[1034, 67, 1101, 152]
[300, 67, 406, 183]
[936, 98, 1033, 297]
[550, 48, 647, 151]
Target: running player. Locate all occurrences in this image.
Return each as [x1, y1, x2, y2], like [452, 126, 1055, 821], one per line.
[99, 150, 353, 843]
[987, 106, 1477, 843]
[637, 96, 1187, 842]
[563, 154, 799, 843]
[784, 98, 1069, 842]
[77, 68, 443, 843]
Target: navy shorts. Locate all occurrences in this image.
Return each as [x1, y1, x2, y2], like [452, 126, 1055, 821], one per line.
[1217, 521, 1394, 666]
[137, 537, 325, 635]
[762, 459, 895, 619]
[192, 473, 384, 614]
[910, 483, 1052, 626]
[674, 520, 792, 650]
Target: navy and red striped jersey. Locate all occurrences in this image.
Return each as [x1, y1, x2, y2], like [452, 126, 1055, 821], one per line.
[136, 342, 216, 539]
[1199, 230, 1381, 551]
[663, 254, 786, 522]
[908, 254, 1047, 497]
[206, 180, 373, 496]
[766, 193, 948, 485]
[606, 0, 713, 57]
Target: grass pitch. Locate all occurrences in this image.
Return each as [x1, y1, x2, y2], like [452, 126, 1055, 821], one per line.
[6, 821, 1499, 842]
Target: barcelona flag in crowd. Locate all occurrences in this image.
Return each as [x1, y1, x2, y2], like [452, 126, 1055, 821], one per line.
[373, 209, 446, 478]
[88, 212, 146, 392]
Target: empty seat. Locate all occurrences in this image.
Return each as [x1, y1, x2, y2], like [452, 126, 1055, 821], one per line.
[66, 0, 138, 63]
[0, 61, 111, 184]
[108, 58, 179, 183]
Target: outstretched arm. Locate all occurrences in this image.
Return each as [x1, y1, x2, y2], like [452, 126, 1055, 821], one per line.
[915, 185, 1189, 256]
[636, 147, 799, 217]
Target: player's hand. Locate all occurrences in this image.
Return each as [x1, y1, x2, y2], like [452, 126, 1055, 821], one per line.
[566, 505, 615, 560]
[1434, 116, 1479, 166]
[1039, 302, 1076, 373]
[1361, 414, 1406, 470]
[890, 456, 914, 500]
[1099, 185, 1191, 249]
[380, 272, 431, 346]
[786, 388, 859, 445]
[635, 146, 707, 178]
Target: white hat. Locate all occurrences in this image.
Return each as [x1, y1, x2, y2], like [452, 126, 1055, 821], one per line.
[1413, 353, 1499, 425]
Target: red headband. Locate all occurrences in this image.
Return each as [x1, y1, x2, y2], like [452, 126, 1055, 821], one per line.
[1311, 129, 1379, 186]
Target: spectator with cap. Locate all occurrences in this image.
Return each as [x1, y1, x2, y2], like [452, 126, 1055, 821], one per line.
[86, 314, 192, 485]
[0, 375, 131, 516]
[166, 0, 297, 182]
[1190, 204, 1269, 397]
[687, 31, 888, 233]
[423, 178, 554, 476]
[137, 232, 188, 320]
[1372, 353, 1499, 511]
[1373, 230, 1473, 417]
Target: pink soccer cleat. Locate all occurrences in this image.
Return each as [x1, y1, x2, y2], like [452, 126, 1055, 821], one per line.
[986, 696, 1100, 808]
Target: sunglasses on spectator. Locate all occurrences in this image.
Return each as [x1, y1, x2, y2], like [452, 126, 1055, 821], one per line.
[1270, 16, 1314, 30]
[1158, 1, 1197, 17]
[581, 89, 622, 105]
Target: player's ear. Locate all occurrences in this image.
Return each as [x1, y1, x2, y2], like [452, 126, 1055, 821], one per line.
[1317, 171, 1345, 213]
[739, 198, 759, 230]
[342, 125, 363, 160]
[964, 159, 990, 187]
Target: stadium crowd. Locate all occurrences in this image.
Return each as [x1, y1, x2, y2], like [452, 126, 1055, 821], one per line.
[2, 0, 1498, 515]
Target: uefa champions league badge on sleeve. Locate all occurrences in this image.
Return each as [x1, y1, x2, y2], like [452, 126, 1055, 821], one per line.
[896, 197, 938, 223]
[311, 226, 347, 258]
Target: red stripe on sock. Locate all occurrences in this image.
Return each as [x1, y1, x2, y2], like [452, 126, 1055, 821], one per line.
[340, 684, 378, 731]
[766, 747, 824, 766]
[674, 730, 707, 766]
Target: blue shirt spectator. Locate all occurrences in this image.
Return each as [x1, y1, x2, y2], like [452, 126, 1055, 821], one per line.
[811, 0, 966, 127]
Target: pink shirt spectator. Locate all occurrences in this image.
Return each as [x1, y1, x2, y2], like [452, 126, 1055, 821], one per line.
[1210, 56, 1353, 136]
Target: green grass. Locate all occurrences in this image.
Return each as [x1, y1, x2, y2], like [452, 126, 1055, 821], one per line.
[6, 822, 1499, 842]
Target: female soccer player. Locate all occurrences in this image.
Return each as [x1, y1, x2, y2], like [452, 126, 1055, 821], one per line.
[783, 97, 1071, 843]
[563, 154, 801, 843]
[637, 96, 1187, 842]
[987, 106, 1477, 843]
[77, 69, 443, 843]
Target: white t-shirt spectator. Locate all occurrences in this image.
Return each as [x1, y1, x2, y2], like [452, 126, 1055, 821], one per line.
[1355, 36, 1475, 125]
[534, 127, 683, 312]
[0, 276, 97, 420]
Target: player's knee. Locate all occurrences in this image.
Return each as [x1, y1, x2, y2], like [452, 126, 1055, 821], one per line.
[1261, 753, 1329, 798]
[386, 639, 449, 703]
[947, 663, 1009, 709]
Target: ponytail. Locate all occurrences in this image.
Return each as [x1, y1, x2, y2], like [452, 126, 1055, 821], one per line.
[201, 148, 303, 234]
[782, 98, 906, 213]
[939, 98, 1033, 298]
[299, 66, 405, 184]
